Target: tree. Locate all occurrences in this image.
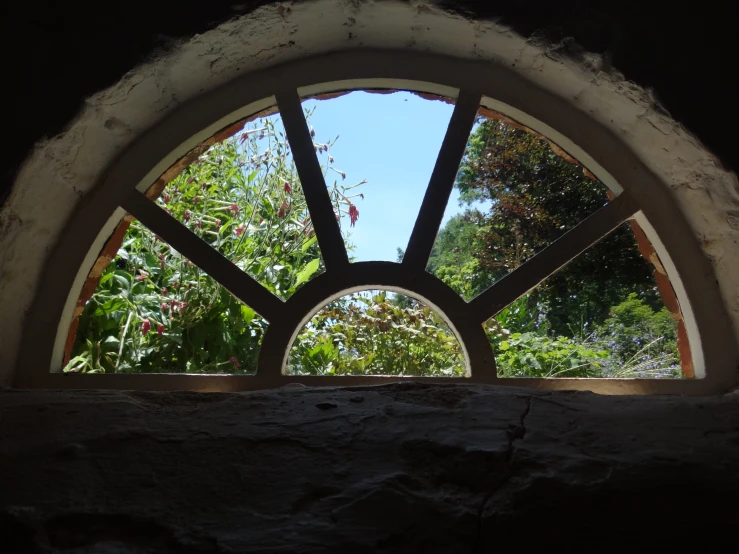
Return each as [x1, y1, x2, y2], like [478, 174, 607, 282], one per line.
[452, 116, 662, 336]
[422, 115, 680, 377]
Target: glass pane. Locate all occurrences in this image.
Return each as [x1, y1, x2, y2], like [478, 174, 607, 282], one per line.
[486, 223, 685, 379]
[301, 90, 455, 262]
[287, 289, 465, 376]
[153, 110, 330, 300]
[427, 106, 611, 300]
[63, 216, 265, 374]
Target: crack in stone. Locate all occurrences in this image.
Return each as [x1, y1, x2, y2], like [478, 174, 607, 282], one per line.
[472, 394, 533, 553]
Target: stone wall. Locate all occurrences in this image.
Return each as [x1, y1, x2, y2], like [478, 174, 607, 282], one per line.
[2, 383, 738, 552]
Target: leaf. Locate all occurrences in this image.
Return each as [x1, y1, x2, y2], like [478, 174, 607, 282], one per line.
[293, 258, 320, 289]
[62, 355, 89, 373]
[301, 235, 317, 252]
[499, 341, 510, 351]
[240, 305, 256, 325]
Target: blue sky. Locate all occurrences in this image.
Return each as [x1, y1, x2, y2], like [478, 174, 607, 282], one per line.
[301, 91, 465, 262]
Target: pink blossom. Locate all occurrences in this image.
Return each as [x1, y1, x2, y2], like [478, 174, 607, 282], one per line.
[161, 302, 169, 312]
[277, 201, 290, 219]
[184, 210, 191, 221]
[229, 357, 240, 369]
[163, 192, 170, 204]
[235, 224, 246, 237]
[228, 203, 239, 214]
[136, 272, 148, 282]
[157, 324, 164, 336]
[215, 219, 222, 230]
[283, 181, 292, 194]
[141, 320, 151, 334]
[348, 204, 359, 227]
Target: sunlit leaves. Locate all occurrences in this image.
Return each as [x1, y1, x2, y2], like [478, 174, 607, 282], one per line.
[287, 290, 464, 377]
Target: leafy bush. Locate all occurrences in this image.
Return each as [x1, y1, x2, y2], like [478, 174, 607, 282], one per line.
[289, 291, 465, 377]
[593, 293, 680, 378]
[66, 112, 360, 374]
[493, 332, 609, 378]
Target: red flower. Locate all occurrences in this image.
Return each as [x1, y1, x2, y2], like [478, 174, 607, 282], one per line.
[348, 204, 359, 227]
[163, 192, 170, 204]
[136, 272, 148, 282]
[193, 196, 201, 204]
[141, 320, 151, 334]
[184, 210, 191, 221]
[229, 357, 240, 369]
[161, 302, 169, 312]
[228, 203, 239, 214]
[161, 288, 168, 295]
[277, 201, 290, 218]
[215, 218, 222, 229]
[235, 224, 246, 237]
[283, 181, 292, 194]
[157, 324, 165, 336]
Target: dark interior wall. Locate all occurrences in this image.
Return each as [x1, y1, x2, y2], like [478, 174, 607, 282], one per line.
[3, 0, 738, 207]
[2, 384, 738, 552]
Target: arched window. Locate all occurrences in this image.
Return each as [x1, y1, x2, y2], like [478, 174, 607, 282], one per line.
[16, 53, 731, 394]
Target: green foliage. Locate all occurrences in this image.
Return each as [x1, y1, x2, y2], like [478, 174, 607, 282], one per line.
[430, 116, 683, 378]
[453, 117, 661, 336]
[426, 215, 494, 300]
[65, 108, 683, 380]
[66, 112, 361, 374]
[289, 291, 464, 377]
[493, 332, 609, 378]
[593, 293, 680, 378]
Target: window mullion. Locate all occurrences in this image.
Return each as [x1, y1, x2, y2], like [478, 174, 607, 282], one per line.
[275, 89, 349, 271]
[402, 89, 482, 270]
[469, 193, 640, 323]
[121, 191, 283, 322]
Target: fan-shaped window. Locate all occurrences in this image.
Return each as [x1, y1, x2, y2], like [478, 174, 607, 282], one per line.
[18, 67, 712, 394]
